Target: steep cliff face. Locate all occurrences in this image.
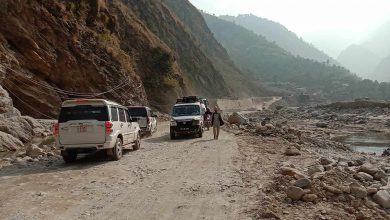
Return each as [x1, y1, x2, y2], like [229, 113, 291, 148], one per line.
[0, 0, 204, 117]
[123, 0, 230, 98]
[162, 0, 272, 97]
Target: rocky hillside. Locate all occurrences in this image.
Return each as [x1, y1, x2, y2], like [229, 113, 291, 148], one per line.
[221, 14, 338, 65]
[0, 0, 236, 118]
[161, 1, 274, 96]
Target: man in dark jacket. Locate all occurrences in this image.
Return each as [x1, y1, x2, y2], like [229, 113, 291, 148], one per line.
[211, 106, 224, 139]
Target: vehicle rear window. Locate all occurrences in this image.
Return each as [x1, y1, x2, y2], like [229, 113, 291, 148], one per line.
[172, 105, 200, 117]
[111, 107, 119, 121]
[119, 108, 126, 122]
[59, 105, 108, 123]
[128, 107, 147, 117]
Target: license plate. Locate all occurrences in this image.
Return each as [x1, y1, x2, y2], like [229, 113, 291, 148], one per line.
[180, 128, 189, 131]
[183, 122, 187, 125]
[77, 125, 87, 133]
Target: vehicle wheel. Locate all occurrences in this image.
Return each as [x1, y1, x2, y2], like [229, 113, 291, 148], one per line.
[198, 127, 203, 138]
[133, 133, 141, 151]
[170, 132, 176, 140]
[112, 138, 123, 161]
[61, 150, 77, 163]
[147, 129, 153, 137]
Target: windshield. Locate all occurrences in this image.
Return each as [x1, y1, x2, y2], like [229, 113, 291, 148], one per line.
[128, 107, 147, 117]
[172, 105, 200, 117]
[59, 105, 108, 123]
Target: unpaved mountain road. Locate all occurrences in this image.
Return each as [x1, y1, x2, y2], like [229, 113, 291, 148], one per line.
[0, 123, 245, 220]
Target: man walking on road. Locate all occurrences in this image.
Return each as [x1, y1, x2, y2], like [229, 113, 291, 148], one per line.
[212, 106, 224, 140]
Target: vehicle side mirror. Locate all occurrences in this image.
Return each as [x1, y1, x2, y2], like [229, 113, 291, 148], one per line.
[152, 114, 158, 118]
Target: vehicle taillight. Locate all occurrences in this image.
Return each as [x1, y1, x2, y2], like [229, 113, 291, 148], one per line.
[106, 121, 113, 135]
[53, 123, 59, 136]
[147, 117, 150, 124]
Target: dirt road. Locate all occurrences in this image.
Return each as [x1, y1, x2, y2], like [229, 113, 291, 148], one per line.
[0, 123, 244, 220]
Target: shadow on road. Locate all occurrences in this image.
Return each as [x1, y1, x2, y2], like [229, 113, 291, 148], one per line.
[0, 150, 134, 178]
[143, 132, 204, 143]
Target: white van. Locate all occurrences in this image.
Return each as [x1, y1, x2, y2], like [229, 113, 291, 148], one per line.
[127, 106, 157, 136]
[170, 101, 205, 139]
[55, 99, 141, 163]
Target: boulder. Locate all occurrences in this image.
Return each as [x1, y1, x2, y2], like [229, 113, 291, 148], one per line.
[0, 131, 24, 151]
[382, 148, 390, 156]
[0, 85, 20, 116]
[286, 186, 304, 201]
[280, 167, 305, 178]
[302, 194, 318, 202]
[355, 172, 374, 181]
[228, 112, 248, 125]
[315, 122, 328, 128]
[358, 163, 379, 176]
[12, 157, 27, 166]
[26, 144, 44, 158]
[373, 190, 390, 208]
[323, 184, 342, 194]
[366, 187, 378, 195]
[308, 165, 324, 175]
[284, 147, 301, 156]
[319, 157, 334, 166]
[350, 184, 367, 198]
[294, 178, 311, 189]
[373, 170, 387, 181]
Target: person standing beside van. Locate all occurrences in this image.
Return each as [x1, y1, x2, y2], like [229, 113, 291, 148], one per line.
[211, 106, 224, 140]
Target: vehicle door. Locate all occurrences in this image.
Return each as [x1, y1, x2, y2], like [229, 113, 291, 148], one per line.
[126, 110, 138, 141]
[118, 108, 130, 145]
[110, 106, 122, 143]
[59, 105, 107, 145]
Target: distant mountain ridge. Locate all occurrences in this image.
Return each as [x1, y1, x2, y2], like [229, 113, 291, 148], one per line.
[337, 44, 381, 79]
[220, 14, 338, 65]
[337, 21, 390, 82]
[203, 13, 390, 101]
[373, 55, 390, 82]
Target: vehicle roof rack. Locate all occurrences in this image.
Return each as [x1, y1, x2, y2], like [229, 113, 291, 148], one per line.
[176, 96, 201, 104]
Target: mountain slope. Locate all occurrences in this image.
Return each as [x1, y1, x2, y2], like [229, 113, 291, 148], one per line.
[220, 14, 338, 64]
[362, 21, 390, 58]
[203, 13, 390, 101]
[337, 45, 381, 79]
[122, 0, 230, 99]
[373, 55, 390, 82]
[0, 0, 233, 117]
[160, 0, 275, 97]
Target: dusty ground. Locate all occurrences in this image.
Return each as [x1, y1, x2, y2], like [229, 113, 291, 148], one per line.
[1, 100, 390, 220]
[0, 123, 245, 220]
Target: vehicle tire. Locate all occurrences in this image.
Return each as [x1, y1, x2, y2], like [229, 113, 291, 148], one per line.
[170, 132, 176, 140]
[61, 150, 77, 163]
[112, 138, 123, 161]
[133, 133, 141, 151]
[198, 127, 203, 138]
[147, 129, 153, 137]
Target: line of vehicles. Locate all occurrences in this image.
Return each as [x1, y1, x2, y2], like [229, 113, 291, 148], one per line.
[54, 96, 209, 163]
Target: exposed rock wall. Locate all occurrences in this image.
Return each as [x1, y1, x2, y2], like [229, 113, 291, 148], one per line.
[0, 0, 203, 117]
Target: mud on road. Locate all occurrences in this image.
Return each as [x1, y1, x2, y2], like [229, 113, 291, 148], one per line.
[0, 123, 245, 220]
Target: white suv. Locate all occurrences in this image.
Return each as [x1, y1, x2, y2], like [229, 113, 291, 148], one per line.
[127, 106, 157, 136]
[55, 99, 141, 163]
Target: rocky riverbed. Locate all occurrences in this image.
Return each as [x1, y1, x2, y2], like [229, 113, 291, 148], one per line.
[227, 102, 390, 219]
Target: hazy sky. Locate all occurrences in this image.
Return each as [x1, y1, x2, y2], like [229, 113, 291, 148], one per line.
[189, 0, 390, 57]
